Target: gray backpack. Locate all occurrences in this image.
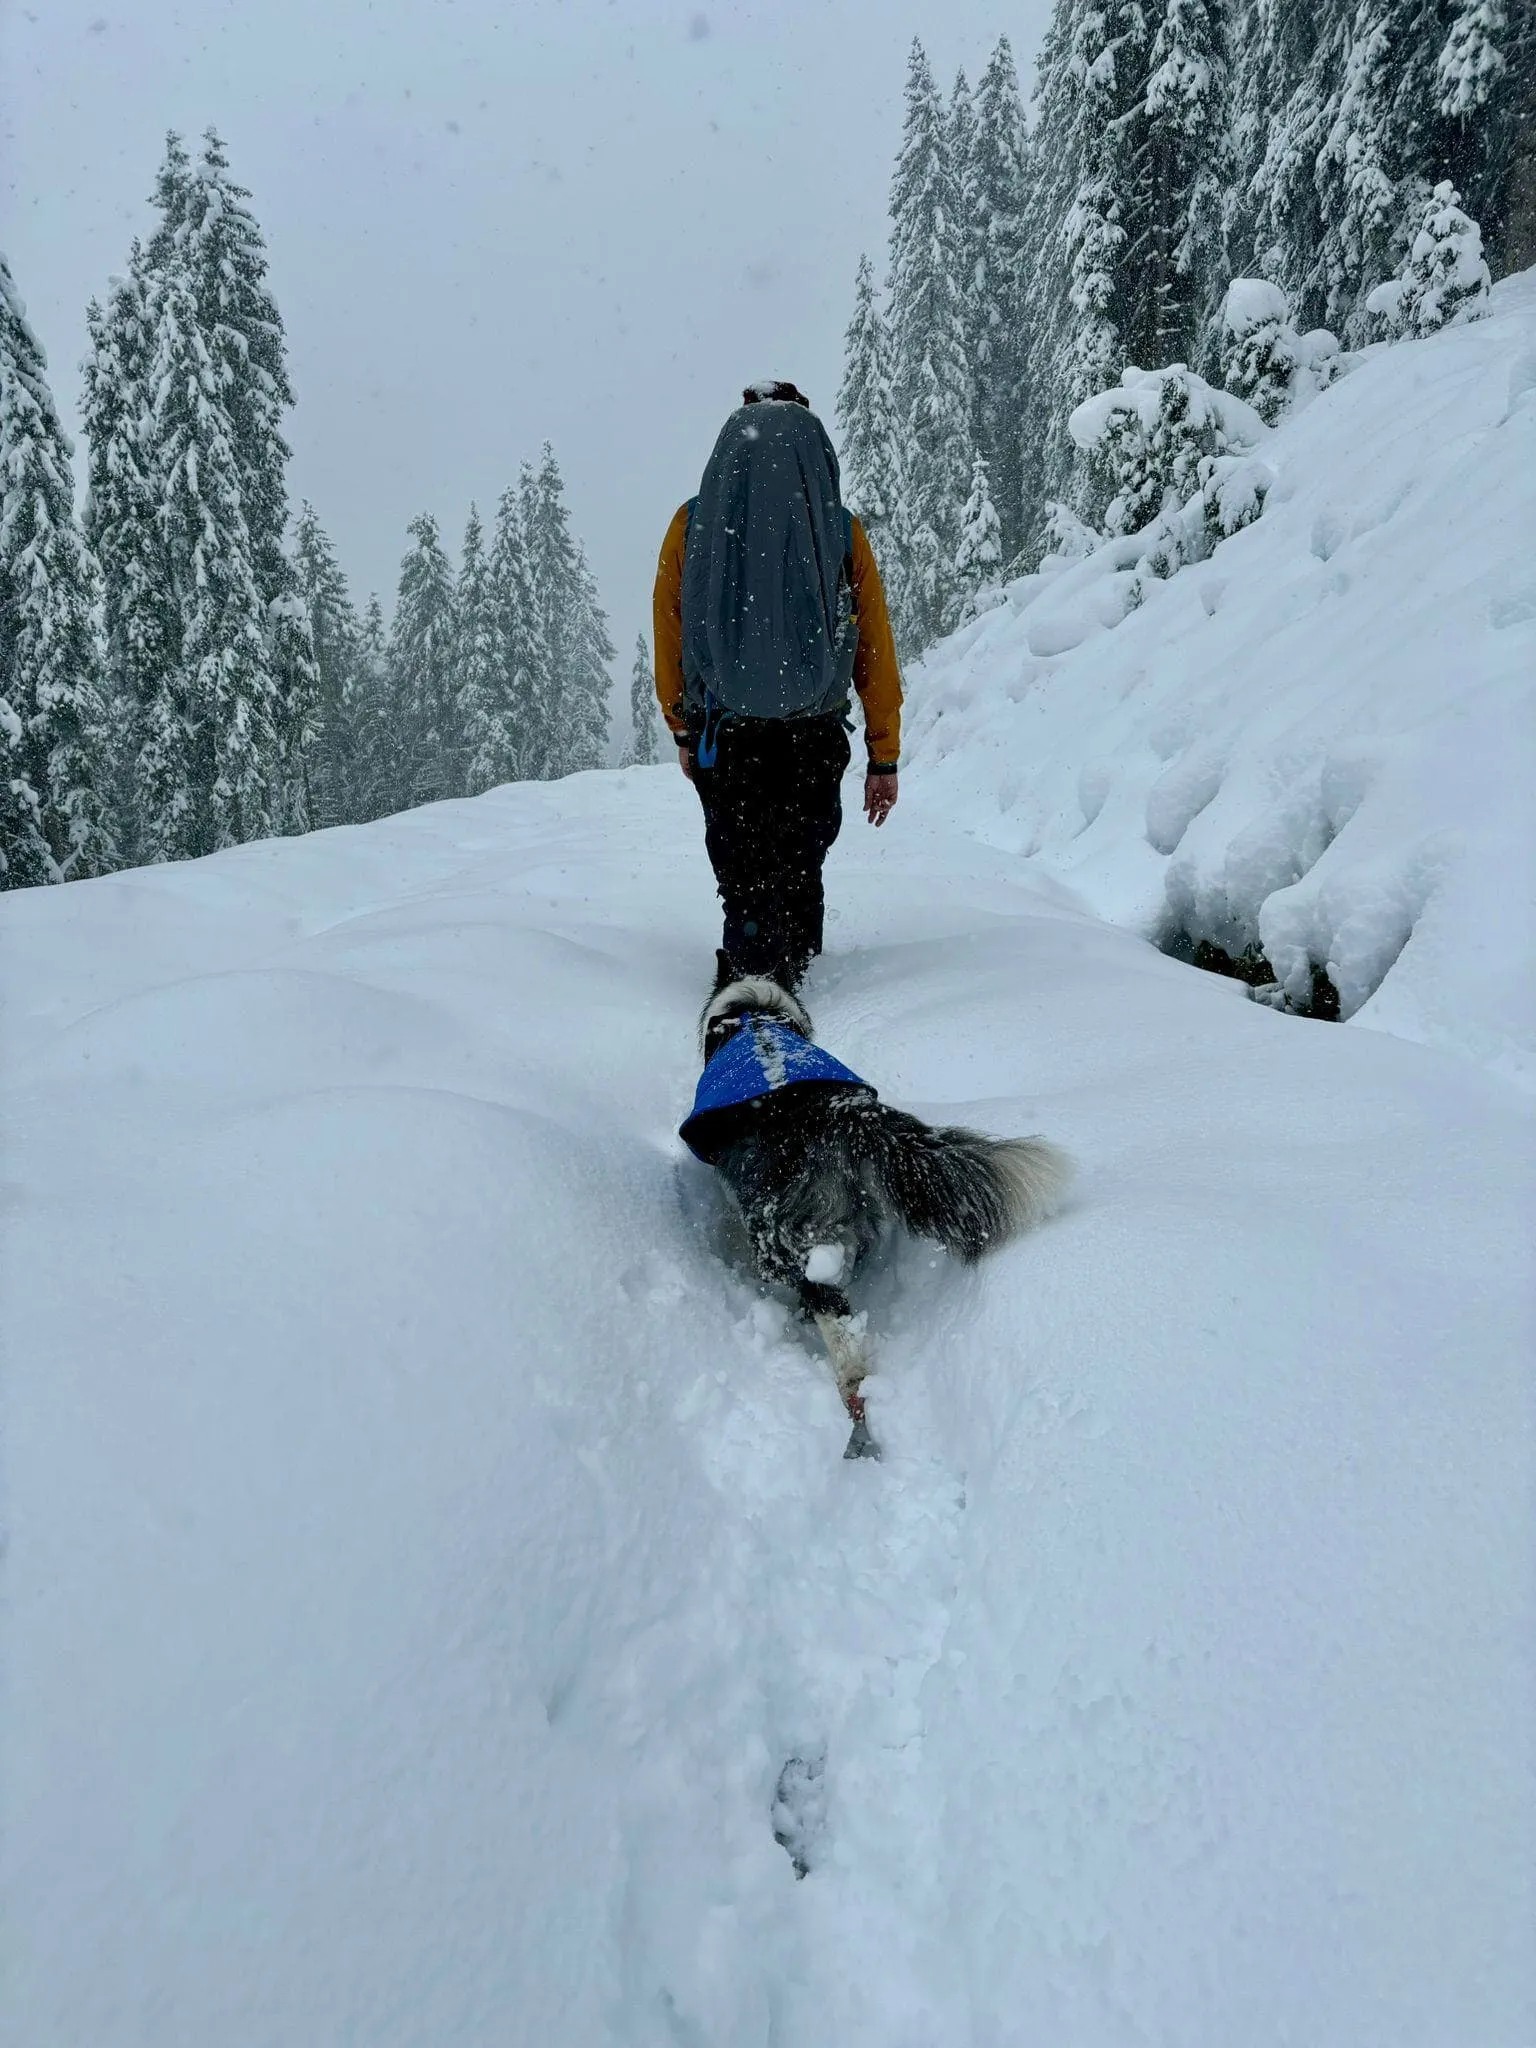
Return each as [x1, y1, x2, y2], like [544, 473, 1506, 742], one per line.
[680, 403, 858, 756]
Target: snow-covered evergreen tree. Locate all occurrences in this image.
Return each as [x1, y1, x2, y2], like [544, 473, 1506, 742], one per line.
[0, 253, 114, 886]
[623, 632, 662, 766]
[177, 130, 317, 832]
[1070, 363, 1266, 539]
[1221, 277, 1344, 421]
[1017, 0, 1139, 544]
[886, 39, 976, 650]
[390, 512, 462, 807]
[82, 258, 170, 861]
[345, 593, 399, 822]
[478, 482, 544, 787]
[835, 254, 913, 646]
[1366, 179, 1492, 334]
[143, 256, 279, 857]
[524, 447, 611, 778]
[948, 66, 982, 431]
[565, 540, 615, 775]
[953, 453, 1004, 622]
[1133, 0, 1229, 368]
[968, 39, 1033, 562]
[1437, 0, 1507, 113]
[458, 503, 513, 796]
[292, 502, 360, 827]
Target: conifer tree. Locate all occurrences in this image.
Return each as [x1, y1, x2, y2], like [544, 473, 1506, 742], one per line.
[178, 130, 318, 830]
[1133, 0, 1229, 367]
[1017, 0, 1137, 541]
[1366, 179, 1492, 333]
[835, 254, 911, 641]
[624, 632, 662, 766]
[144, 257, 279, 857]
[953, 453, 1004, 623]
[566, 540, 615, 774]
[390, 513, 462, 807]
[886, 38, 976, 650]
[481, 482, 544, 786]
[525, 447, 611, 778]
[83, 259, 170, 860]
[292, 502, 360, 826]
[948, 67, 982, 424]
[969, 39, 1033, 561]
[346, 593, 398, 821]
[0, 253, 114, 886]
[458, 503, 512, 795]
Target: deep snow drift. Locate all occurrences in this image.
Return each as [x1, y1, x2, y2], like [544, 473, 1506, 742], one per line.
[4, 284, 1534, 2047]
[909, 269, 1536, 1087]
[4, 770, 1532, 2046]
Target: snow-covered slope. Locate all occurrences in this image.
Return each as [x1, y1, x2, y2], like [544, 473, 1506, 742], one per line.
[909, 270, 1536, 1088]
[4, 763, 1532, 2046]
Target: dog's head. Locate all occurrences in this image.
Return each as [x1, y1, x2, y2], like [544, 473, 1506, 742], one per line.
[699, 977, 814, 1062]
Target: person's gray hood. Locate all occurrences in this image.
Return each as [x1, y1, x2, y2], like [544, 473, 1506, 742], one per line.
[681, 402, 853, 722]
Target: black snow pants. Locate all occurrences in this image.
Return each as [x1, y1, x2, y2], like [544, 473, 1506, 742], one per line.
[691, 713, 852, 983]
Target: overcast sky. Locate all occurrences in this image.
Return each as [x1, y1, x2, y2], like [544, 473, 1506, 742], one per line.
[2, 0, 1051, 709]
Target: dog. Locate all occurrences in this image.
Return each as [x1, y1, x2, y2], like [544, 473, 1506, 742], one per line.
[680, 977, 1072, 1452]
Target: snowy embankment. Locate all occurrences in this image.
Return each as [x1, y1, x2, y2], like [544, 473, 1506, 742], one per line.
[3, 287, 1534, 2047]
[909, 269, 1536, 1086]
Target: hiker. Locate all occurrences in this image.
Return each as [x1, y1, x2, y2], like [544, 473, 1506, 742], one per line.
[653, 380, 903, 995]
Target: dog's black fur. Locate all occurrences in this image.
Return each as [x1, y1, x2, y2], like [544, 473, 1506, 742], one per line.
[696, 978, 1071, 1322]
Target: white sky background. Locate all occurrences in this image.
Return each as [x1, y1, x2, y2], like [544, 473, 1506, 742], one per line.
[2, 0, 1051, 714]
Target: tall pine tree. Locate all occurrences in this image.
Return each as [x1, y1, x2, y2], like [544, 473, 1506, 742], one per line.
[623, 632, 662, 766]
[457, 502, 511, 795]
[836, 254, 912, 646]
[143, 255, 278, 857]
[0, 253, 114, 887]
[291, 502, 360, 827]
[887, 39, 977, 646]
[968, 39, 1034, 562]
[524, 447, 611, 778]
[177, 130, 318, 830]
[390, 512, 462, 807]
[83, 258, 172, 861]
[480, 482, 544, 786]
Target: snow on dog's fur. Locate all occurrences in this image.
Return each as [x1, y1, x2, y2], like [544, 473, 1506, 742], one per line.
[696, 977, 1072, 1318]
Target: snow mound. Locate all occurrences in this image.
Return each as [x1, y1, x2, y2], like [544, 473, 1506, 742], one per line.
[907, 268, 1536, 1087]
[2, 757, 1532, 2045]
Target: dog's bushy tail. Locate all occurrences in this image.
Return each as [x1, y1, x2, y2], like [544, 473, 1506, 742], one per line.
[867, 1105, 1073, 1263]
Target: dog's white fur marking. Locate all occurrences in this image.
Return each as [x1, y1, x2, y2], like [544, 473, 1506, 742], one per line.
[700, 977, 812, 1058]
[812, 1309, 872, 1402]
[990, 1138, 1076, 1238]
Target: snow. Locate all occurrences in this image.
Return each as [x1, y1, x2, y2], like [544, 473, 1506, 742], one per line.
[1222, 275, 1289, 334]
[1066, 363, 1266, 453]
[3, 278, 1534, 2046]
[803, 1242, 845, 1284]
[910, 268, 1536, 1088]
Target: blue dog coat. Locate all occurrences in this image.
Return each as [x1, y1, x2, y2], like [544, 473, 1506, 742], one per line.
[680, 1016, 873, 1161]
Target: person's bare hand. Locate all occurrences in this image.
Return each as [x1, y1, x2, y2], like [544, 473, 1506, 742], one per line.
[677, 745, 694, 783]
[864, 770, 898, 826]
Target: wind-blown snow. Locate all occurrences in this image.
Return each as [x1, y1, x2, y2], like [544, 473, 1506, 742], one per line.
[3, 279, 1533, 2048]
[910, 269, 1536, 1086]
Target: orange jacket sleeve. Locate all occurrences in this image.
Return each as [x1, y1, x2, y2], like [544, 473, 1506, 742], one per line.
[850, 517, 903, 769]
[652, 502, 691, 742]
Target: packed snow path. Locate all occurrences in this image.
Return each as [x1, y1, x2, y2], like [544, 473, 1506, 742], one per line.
[4, 766, 1531, 2047]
